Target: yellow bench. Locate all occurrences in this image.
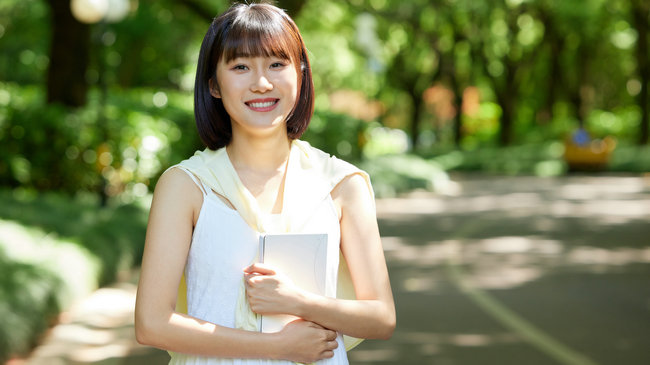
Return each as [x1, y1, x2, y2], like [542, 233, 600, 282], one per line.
[564, 136, 616, 170]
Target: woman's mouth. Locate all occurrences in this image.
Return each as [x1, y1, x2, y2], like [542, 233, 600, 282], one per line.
[245, 98, 279, 112]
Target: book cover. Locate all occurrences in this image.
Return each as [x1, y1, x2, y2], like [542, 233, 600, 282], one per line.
[258, 233, 328, 333]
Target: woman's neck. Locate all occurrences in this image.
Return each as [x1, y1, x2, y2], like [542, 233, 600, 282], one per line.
[226, 132, 292, 173]
[226, 132, 292, 214]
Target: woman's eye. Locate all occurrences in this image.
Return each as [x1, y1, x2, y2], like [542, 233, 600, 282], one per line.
[270, 62, 285, 68]
[233, 64, 248, 71]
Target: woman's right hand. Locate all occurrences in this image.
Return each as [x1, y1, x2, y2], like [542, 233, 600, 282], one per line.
[275, 319, 339, 363]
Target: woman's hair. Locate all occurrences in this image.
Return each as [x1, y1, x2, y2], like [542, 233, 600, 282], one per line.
[194, 2, 314, 150]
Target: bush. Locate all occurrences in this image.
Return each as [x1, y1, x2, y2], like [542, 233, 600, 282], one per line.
[608, 143, 650, 173]
[302, 109, 368, 161]
[429, 142, 568, 176]
[360, 154, 450, 198]
[0, 83, 201, 200]
[0, 189, 148, 361]
[0, 249, 62, 361]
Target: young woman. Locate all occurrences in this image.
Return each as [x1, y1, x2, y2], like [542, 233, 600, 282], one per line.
[135, 3, 395, 364]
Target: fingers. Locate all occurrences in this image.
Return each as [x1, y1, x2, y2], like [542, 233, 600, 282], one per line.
[321, 335, 338, 360]
[281, 320, 339, 362]
[325, 329, 337, 341]
[243, 263, 276, 275]
[243, 272, 279, 290]
[304, 321, 337, 342]
[289, 320, 337, 340]
[243, 272, 260, 285]
[313, 324, 338, 350]
[329, 340, 339, 350]
[243, 269, 271, 286]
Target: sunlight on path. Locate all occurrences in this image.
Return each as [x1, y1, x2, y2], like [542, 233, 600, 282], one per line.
[350, 174, 650, 364]
[23, 174, 650, 365]
[441, 212, 600, 365]
[26, 280, 169, 364]
[447, 259, 599, 365]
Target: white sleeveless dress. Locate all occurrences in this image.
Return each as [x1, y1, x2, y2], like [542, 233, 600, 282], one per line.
[169, 168, 349, 365]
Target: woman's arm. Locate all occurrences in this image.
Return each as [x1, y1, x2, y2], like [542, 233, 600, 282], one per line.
[245, 173, 396, 339]
[135, 168, 338, 362]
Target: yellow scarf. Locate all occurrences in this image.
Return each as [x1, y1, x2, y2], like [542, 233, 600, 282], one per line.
[174, 139, 370, 352]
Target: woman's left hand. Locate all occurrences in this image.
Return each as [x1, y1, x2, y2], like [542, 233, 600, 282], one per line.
[243, 263, 305, 316]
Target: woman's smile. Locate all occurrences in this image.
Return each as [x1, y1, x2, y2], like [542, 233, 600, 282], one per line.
[246, 98, 280, 112]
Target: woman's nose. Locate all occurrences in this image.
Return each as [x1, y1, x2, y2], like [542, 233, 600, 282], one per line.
[250, 74, 273, 92]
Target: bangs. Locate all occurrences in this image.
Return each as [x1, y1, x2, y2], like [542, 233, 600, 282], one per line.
[219, 8, 299, 63]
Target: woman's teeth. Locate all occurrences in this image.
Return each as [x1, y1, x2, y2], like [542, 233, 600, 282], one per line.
[249, 101, 276, 108]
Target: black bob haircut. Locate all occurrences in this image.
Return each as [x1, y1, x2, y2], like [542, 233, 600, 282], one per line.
[194, 2, 315, 150]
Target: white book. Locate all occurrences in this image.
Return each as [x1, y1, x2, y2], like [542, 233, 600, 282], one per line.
[258, 233, 328, 333]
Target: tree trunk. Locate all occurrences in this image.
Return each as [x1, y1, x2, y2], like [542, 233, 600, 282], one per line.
[569, 43, 590, 129]
[538, 9, 562, 124]
[409, 91, 423, 150]
[477, 5, 521, 147]
[46, 0, 91, 107]
[497, 58, 517, 146]
[542, 35, 561, 123]
[497, 91, 514, 146]
[448, 32, 464, 148]
[632, 0, 649, 145]
[449, 75, 464, 147]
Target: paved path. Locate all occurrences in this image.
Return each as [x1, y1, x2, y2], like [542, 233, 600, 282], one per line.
[24, 174, 650, 365]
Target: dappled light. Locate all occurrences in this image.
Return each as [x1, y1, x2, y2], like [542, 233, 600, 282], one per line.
[2, 0, 650, 363]
[27, 281, 168, 364]
[364, 174, 650, 363]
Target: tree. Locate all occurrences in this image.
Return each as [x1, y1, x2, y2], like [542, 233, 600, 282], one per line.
[42, 0, 306, 108]
[45, 0, 90, 107]
[344, 0, 441, 149]
[466, 0, 544, 146]
[631, 0, 649, 144]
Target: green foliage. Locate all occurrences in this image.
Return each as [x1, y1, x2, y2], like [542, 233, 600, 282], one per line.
[431, 142, 568, 176]
[302, 109, 368, 161]
[1, 84, 101, 191]
[0, 189, 148, 361]
[297, 0, 381, 95]
[608, 143, 650, 172]
[0, 0, 217, 89]
[362, 124, 411, 158]
[0, 189, 146, 285]
[106, 0, 216, 89]
[0, 82, 201, 199]
[0, 0, 50, 85]
[0, 247, 62, 361]
[360, 154, 450, 197]
[0, 0, 648, 199]
[299, 0, 645, 147]
[428, 140, 650, 175]
[586, 107, 641, 140]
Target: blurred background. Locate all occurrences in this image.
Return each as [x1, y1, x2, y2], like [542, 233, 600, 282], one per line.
[1, 0, 649, 364]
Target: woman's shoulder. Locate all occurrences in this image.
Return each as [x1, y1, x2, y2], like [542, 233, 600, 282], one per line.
[157, 166, 198, 190]
[152, 167, 204, 213]
[331, 173, 372, 203]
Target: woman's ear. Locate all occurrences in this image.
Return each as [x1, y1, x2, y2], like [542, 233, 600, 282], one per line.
[209, 78, 221, 99]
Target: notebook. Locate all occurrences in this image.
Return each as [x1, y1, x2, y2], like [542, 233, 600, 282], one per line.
[258, 233, 328, 333]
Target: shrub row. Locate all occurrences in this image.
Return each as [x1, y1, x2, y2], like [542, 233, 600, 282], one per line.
[0, 189, 147, 362]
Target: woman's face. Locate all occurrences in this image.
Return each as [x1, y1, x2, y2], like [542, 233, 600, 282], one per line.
[212, 55, 299, 139]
